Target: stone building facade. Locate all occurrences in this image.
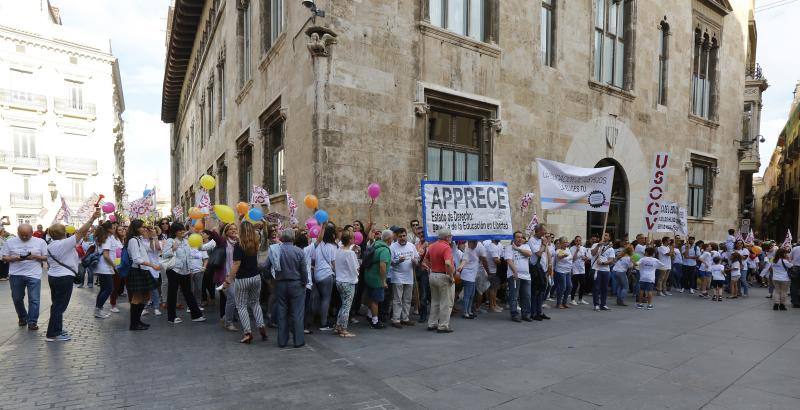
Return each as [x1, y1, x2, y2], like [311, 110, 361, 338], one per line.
[0, 0, 125, 230]
[163, 0, 758, 241]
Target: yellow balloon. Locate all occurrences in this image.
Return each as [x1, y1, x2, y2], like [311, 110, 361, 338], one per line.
[65, 226, 76, 234]
[213, 204, 236, 224]
[200, 174, 216, 190]
[188, 233, 203, 249]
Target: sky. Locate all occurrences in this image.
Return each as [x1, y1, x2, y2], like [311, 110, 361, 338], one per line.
[54, 0, 173, 198]
[50, 0, 798, 202]
[754, 0, 800, 175]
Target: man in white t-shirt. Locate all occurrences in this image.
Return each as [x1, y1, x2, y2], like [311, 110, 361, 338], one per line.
[482, 240, 503, 312]
[389, 228, 419, 327]
[1, 224, 48, 330]
[590, 232, 616, 311]
[656, 238, 674, 296]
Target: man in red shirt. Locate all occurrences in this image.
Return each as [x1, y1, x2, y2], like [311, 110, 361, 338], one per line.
[32, 225, 45, 239]
[423, 228, 455, 333]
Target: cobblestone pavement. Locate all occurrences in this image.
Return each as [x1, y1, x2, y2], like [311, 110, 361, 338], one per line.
[2, 280, 800, 409]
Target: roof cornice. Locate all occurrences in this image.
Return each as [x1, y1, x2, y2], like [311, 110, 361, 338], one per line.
[161, 0, 204, 123]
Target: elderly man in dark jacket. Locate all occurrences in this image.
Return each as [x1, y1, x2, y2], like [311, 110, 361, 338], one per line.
[264, 229, 309, 348]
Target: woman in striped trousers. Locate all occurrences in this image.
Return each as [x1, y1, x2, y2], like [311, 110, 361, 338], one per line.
[222, 221, 266, 344]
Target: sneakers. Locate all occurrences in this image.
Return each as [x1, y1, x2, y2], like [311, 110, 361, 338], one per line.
[45, 334, 71, 342]
[636, 303, 644, 309]
[689, 289, 695, 294]
[664, 291, 673, 296]
[511, 316, 522, 323]
[110, 306, 120, 313]
[169, 318, 183, 324]
[599, 306, 611, 311]
[225, 323, 239, 332]
[677, 289, 684, 293]
[647, 304, 654, 310]
[594, 305, 600, 311]
[546, 297, 555, 302]
[154, 309, 162, 316]
[94, 308, 110, 318]
[579, 299, 589, 305]
[569, 300, 578, 306]
[319, 326, 334, 331]
[141, 310, 150, 317]
[191, 316, 207, 322]
[492, 306, 504, 313]
[369, 321, 386, 329]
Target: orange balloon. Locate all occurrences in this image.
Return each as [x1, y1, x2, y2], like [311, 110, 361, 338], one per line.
[304, 194, 319, 209]
[236, 202, 250, 216]
[193, 220, 204, 231]
[188, 207, 203, 220]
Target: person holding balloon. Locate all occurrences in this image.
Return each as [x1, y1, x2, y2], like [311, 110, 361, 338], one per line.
[162, 222, 207, 324]
[92, 221, 119, 318]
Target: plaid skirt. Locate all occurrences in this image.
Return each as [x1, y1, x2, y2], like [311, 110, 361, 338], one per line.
[127, 267, 158, 294]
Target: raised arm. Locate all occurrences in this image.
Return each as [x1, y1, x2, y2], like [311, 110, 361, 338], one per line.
[75, 207, 101, 242]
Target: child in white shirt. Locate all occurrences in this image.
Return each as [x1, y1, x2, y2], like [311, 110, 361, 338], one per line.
[636, 247, 665, 310]
[728, 252, 743, 300]
[709, 257, 726, 301]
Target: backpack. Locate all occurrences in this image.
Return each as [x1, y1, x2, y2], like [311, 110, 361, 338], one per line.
[81, 247, 100, 270]
[361, 244, 377, 270]
[118, 245, 133, 278]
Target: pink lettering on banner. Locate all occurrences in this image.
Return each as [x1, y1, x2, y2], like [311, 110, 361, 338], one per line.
[644, 152, 670, 232]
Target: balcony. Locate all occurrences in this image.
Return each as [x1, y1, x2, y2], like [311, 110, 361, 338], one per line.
[53, 98, 96, 120]
[0, 151, 51, 171]
[56, 156, 98, 175]
[10, 193, 43, 208]
[60, 194, 84, 208]
[0, 88, 47, 112]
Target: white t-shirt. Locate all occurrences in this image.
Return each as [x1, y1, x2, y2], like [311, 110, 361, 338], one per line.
[334, 245, 359, 284]
[95, 237, 121, 275]
[143, 238, 161, 279]
[736, 249, 750, 270]
[47, 236, 79, 278]
[303, 244, 315, 290]
[189, 249, 206, 273]
[771, 259, 794, 282]
[554, 248, 573, 273]
[710, 264, 726, 281]
[790, 246, 800, 265]
[657, 246, 672, 270]
[613, 255, 633, 273]
[683, 244, 699, 267]
[459, 246, 481, 282]
[730, 261, 741, 278]
[390, 241, 418, 285]
[570, 246, 588, 275]
[638, 256, 664, 283]
[504, 244, 531, 280]
[673, 248, 683, 264]
[592, 244, 615, 272]
[725, 235, 735, 252]
[482, 241, 501, 274]
[313, 242, 337, 282]
[453, 247, 463, 271]
[634, 243, 646, 256]
[698, 251, 712, 271]
[527, 236, 543, 267]
[1, 236, 47, 279]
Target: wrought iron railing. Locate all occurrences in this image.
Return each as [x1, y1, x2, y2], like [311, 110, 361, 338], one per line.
[746, 63, 764, 80]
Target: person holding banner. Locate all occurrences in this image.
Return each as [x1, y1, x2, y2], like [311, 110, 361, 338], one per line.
[505, 232, 532, 322]
[553, 238, 573, 310]
[591, 233, 615, 311]
[528, 226, 552, 321]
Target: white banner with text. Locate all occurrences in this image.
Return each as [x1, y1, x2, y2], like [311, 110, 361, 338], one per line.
[536, 158, 614, 212]
[421, 181, 513, 241]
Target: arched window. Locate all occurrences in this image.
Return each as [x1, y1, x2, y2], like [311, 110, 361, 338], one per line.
[691, 29, 718, 120]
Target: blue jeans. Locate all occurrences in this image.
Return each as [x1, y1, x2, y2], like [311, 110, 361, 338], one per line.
[671, 264, 683, 290]
[79, 266, 94, 287]
[593, 270, 610, 307]
[508, 277, 531, 318]
[149, 286, 161, 309]
[95, 274, 114, 309]
[739, 270, 749, 296]
[46, 276, 74, 337]
[10, 275, 41, 324]
[631, 270, 640, 300]
[416, 270, 430, 322]
[554, 271, 572, 306]
[609, 271, 617, 297]
[613, 270, 628, 302]
[461, 280, 476, 316]
[315, 275, 335, 328]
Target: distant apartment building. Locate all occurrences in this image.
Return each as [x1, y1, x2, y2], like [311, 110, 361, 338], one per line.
[0, 0, 125, 230]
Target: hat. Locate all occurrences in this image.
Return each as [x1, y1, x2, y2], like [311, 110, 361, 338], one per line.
[389, 225, 402, 233]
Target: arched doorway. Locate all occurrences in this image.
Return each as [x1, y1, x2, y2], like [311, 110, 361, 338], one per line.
[587, 159, 628, 241]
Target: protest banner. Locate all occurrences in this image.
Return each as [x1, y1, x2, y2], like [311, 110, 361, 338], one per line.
[421, 181, 513, 241]
[536, 158, 614, 212]
[644, 152, 670, 232]
[654, 201, 688, 237]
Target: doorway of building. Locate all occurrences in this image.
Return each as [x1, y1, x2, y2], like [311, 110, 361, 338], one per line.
[587, 159, 628, 241]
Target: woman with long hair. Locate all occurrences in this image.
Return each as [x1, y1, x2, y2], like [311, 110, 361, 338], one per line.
[349, 203, 374, 320]
[222, 221, 266, 343]
[210, 222, 239, 331]
[110, 223, 128, 313]
[124, 219, 162, 330]
[314, 224, 338, 331]
[770, 247, 793, 310]
[569, 236, 589, 305]
[162, 222, 206, 324]
[93, 221, 117, 318]
[334, 231, 358, 337]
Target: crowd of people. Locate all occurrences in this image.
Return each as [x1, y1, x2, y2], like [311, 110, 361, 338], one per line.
[2, 205, 800, 346]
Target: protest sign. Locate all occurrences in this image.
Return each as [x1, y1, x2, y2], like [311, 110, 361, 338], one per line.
[421, 181, 513, 241]
[536, 158, 614, 212]
[644, 152, 670, 232]
[654, 201, 688, 237]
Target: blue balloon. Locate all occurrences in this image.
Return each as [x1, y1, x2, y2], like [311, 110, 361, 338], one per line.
[143, 189, 152, 197]
[248, 208, 264, 221]
[314, 209, 329, 225]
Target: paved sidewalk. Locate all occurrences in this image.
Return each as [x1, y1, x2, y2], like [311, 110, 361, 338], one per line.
[1, 280, 800, 409]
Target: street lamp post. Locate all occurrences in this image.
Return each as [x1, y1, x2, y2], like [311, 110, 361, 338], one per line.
[48, 181, 57, 202]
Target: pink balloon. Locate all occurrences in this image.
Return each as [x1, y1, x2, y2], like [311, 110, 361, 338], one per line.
[108, 215, 117, 222]
[101, 202, 116, 214]
[305, 217, 318, 230]
[367, 183, 381, 200]
[309, 225, 321, 239]
[354, 231, 364, 245]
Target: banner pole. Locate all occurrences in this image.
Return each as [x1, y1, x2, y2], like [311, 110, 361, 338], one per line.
[600, 211, 609, 241]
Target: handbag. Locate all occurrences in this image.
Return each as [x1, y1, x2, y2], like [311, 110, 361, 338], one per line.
[207, 247, 226, 270]
[160, 240, 177, 271]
